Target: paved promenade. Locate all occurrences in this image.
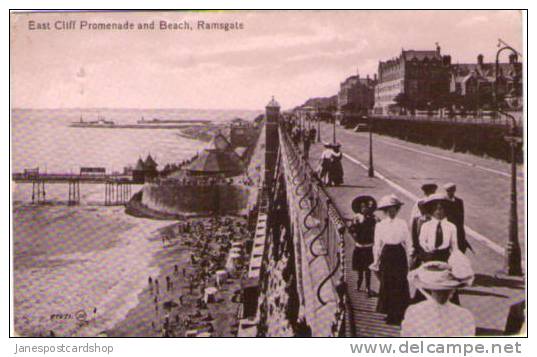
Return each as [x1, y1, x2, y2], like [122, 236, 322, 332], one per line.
[308, 122, 525, 336]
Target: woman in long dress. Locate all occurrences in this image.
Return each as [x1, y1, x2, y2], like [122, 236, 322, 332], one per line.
[412, 193, 462, 304]
[329, 143, 344, 186]
[318, 142, 333, 185]
[349, 195, 377, 297]
[370, 194, 412, 325]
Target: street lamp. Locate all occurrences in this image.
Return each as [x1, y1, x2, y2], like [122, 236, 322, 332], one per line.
[317, 114, 321, 143]
[494, 41, 523, 277]
[368, 116, 374, 177]
[332, 114, 337, 143]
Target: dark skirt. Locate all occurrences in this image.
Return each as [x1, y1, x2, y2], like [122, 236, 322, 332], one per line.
[376, 243, 410, 323]
[329, 160, 344, 185]
[352, 246, 373, 271]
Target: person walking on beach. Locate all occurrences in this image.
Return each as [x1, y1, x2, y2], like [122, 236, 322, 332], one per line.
[370, 195, 412, 325]
[349, 195, 377, 297]
[155, 279, 159, 295]
[148, 276, 153, 294]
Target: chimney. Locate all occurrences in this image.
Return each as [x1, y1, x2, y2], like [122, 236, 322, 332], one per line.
[374, 74, 378, 82]
[509, 53, 518, 64]
[436, 42, 441, 55]
[477, 54, 484, 66]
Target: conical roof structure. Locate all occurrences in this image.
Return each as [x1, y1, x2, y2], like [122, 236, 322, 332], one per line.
[186, 133, 243, 177]
[206, 132, 232, 151]
[135, 158, 146, 170]
[144, 154, 157, 169]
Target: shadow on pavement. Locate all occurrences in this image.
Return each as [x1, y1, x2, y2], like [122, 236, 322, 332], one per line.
[474, 274, 525, 290]
[459, 289, 509, 299]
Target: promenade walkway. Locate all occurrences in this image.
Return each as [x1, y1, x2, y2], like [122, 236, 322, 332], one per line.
[307, 122, 525, 336]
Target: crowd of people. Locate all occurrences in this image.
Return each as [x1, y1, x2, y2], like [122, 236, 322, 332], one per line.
[348, 183, 477, 336]
[146, 216, 250, 337]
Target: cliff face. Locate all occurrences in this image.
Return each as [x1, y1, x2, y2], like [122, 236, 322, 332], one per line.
[140, 183, 252, 216]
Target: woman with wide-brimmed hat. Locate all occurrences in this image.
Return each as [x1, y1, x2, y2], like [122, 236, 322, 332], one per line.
[411, 193, 462, 304]
[317, 142, 334, 184]
[370, 194, 412, 325]
[401, 260, 475, 337]
[328, 142, 344, 186]
[416, 193, 460, 265]
[349, 195, 377, 297]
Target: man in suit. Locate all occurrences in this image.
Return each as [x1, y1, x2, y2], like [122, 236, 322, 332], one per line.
[409, 183, 438, 225]
[444, 183, 472, 253]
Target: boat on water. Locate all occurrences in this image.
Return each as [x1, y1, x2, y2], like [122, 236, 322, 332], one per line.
[70, 116, 115, 128]
[70, 115, 205, 129]
[137, 117, 211, 125]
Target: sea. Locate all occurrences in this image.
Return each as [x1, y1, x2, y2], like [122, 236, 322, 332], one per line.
[11, 108, 262, 336]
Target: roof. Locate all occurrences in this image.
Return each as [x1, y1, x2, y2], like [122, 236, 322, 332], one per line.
[451, 62, 520, 81]
[266, 96, 280, 108]
[186, 149, 244, 176]
[206, 132, 232, 151]
[135, 158, 145, 171]
[402, 50, 441, 61]
[144, 154, 157, 169]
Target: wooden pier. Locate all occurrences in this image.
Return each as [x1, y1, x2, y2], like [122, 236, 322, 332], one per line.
[13, 169, 135, 206]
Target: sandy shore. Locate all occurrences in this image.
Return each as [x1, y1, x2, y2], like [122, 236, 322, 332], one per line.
[107, 216, 249, 337]
[13, 205, 172, 337]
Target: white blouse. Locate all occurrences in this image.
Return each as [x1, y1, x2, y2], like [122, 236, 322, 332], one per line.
[371, 217, 412, 270]
[418, 218, 458, 253]
[401, 300, 475, 337]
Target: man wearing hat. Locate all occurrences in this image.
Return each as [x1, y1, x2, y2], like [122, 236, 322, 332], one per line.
[444, 183, 472, 253]
[402, 261, 475, 337]
[409, 183, 438, 225]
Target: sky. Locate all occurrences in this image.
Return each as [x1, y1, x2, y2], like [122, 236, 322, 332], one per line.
[10, 10, 523, 110]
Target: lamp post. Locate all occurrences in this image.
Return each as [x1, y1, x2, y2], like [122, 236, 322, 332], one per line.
[368, 116, 374, 177]
[495, 42, 523, 277]
[317, 114, 321, 143]
[332, 114, 337, 143]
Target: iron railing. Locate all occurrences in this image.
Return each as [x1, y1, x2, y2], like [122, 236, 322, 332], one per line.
[280, 127, 355, 336]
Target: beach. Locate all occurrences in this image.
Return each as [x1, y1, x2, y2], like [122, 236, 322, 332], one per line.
[13, 204, 172, 337]
[107, 217, 250, 337]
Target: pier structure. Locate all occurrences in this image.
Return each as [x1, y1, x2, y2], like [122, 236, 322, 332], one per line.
[31, 180, 46, 204]
[67, 179, 80, 205]
[13, 171, 133, 206]
[104, 180, 132, 206]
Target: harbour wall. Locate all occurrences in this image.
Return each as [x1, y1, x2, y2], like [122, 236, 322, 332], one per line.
[140, 183, 252, 217]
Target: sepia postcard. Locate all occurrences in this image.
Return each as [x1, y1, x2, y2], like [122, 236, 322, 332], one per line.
[10, 10, 526, 340]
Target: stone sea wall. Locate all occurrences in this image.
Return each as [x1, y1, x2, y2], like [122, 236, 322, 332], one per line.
[141, 183, 252, 216]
